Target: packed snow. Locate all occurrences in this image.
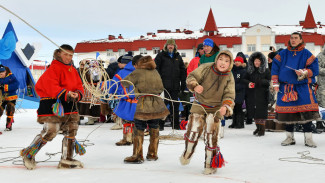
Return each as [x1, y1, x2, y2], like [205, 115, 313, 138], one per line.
[1, 108, 325, 183]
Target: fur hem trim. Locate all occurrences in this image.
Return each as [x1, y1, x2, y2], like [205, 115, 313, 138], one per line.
[134, 109, 170, 121]
[37, 113, 80, 124]
[274, 117, 322, 124]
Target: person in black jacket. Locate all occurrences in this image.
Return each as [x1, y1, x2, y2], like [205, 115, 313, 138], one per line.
[106, 56, 121, 79]
[155, 39, 186, 130]
[242, 52, 271, 136]
[229, 56, 247, 129]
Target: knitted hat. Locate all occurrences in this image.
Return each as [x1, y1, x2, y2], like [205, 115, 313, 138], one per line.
[234, 56, 244, 64]
[0, 65, 5, 72]
[203, 38, 214, 47]
[120, 53, 133, 64]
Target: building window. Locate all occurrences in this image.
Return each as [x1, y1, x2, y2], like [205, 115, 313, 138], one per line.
[233, 45, 241, 52]
[247, 44, 256, 52]
[118, 49, 125, 56]
[181, 52, 186, 57]
[139, 48, 147, 54]
[276, 44, 285, 50]
[262, 44, 270, 52]
[153, 47, 160, 54]
[219, 45, 227, 51]
[305, 43, 315, 51]
[107, 49, 113, 56]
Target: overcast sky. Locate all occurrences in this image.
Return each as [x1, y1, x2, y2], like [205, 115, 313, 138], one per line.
[0, 0, 324, 62]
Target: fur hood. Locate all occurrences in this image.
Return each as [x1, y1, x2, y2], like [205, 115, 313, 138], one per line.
[214, 50, 234, 72]
[136, 56, 156, 70]
[247, 52, 267, 74]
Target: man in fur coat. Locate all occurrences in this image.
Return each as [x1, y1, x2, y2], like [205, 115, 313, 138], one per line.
[123, 56, 169, 164]
[20, 44, 85, 170]
[272, 32, 320, 147]
[155, 39, 186, 130]
[179, 50, 235, 175]
[0, 65, 19, 131]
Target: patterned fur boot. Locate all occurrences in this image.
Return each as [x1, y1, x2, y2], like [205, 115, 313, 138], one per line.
[124, 129, 144, 164]
[146, 128, 159, 161]
[58, 137, 84, 169]
[20, 135, 47, 170]
[180, 113, 204, 165]
[116, 132, 133, 146]
[203, 114, 220, 175]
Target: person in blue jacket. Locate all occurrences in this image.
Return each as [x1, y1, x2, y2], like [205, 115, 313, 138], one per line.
[0, 64, 19, 131]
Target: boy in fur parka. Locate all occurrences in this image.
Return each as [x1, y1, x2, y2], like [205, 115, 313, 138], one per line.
[20, 44, 84, 170]
[123, 56, 169, 164]
[180, 50, 235, 175]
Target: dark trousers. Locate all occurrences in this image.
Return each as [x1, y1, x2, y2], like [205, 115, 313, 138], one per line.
[134, 119, 160, 131]
[285, 121, 313, 133]
[164, 90, 180, 129]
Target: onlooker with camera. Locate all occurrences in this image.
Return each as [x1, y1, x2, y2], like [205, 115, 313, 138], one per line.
[242, 52, 271, 136]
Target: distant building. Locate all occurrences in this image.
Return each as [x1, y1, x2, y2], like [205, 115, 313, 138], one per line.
[75, 5, 325, 63]
[29, 60, 47, 82]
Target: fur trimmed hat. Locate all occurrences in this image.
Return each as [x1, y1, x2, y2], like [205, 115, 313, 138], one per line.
[163, 39, 178, 52]
[247, 52, 267, 74]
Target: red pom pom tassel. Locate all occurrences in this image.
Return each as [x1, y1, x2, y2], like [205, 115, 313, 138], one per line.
[211, 151, 225, 168]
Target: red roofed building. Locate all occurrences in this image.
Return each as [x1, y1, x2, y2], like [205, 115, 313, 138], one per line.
[303, 5, 317, 29]
[75, 5, 325, 64]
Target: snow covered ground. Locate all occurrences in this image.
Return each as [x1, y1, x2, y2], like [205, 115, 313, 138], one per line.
[1, 109, 325, 183]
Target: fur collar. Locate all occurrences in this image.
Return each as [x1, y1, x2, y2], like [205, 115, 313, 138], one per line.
[247, 52, 267, 74]
[136, 56, 156, 70]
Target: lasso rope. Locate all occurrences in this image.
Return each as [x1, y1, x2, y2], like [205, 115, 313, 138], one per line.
[279, 151, 325, 165]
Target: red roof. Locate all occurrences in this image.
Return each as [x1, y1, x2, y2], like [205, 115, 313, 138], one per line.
[75, 36, 242, 53]
[29, 65, 47, 70]
[275, 32, 325, 46]
[303, 5, 317, 29]
[203, 8, 218, 32]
